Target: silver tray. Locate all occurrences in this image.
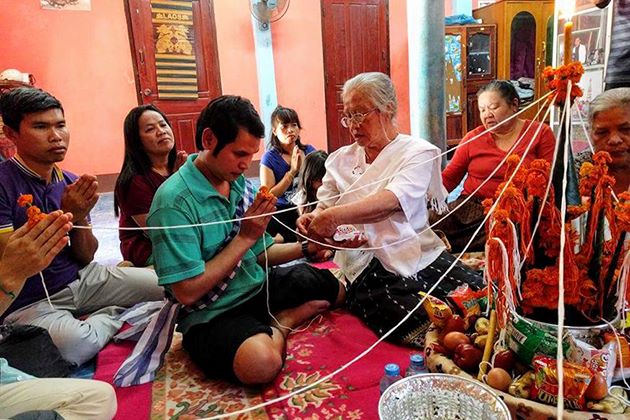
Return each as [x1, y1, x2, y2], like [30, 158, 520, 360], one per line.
[378, 373, 511, 420]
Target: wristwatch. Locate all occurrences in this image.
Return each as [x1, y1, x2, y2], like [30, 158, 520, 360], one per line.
[301, 240, 311, 259]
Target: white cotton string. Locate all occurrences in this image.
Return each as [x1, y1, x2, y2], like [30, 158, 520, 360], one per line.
[271, 95, 556, 253]
[39, 272, 54, 310]
[203, 95, 559, 420]
[556, 82, 573, 420]
[600, 317, 630, 408]
[71, 93, 554, 234]
[485, 236, 515, 332]
[261, 234, 322, 334]
[519, 99, 568, 271]
[575, 102, 596, 154]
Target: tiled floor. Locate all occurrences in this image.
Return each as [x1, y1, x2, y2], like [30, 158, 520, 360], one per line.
[92, 192, 123, 266]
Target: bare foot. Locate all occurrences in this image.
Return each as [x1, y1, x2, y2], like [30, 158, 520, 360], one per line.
[273, 300, 330, 335]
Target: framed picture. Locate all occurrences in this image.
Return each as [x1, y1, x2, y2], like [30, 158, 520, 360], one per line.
[556, 8, 608, 68]
[40, 0, 91, 11]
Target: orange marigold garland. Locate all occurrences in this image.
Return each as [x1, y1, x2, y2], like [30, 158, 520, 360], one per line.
[543, 62, 584, 107]
[485, 151, 626, 322]
[17, 194, 47, 228]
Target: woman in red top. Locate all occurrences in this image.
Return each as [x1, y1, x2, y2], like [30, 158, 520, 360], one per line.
[435, 80, 556, 252]
[114, 105, 187, 266]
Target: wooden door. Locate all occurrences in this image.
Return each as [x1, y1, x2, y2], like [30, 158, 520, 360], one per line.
[321, 0, 390, 152]
[536, 2, 555, 102]
[125, 0, 221, 153]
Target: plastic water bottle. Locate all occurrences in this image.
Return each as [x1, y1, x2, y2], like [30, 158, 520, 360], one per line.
[405, 354, 427, 377]
[379, 363, 402, 394]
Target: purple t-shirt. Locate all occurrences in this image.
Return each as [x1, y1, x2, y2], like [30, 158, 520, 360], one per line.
[260, 144, 315, 208]
[0, 158, 81, 320]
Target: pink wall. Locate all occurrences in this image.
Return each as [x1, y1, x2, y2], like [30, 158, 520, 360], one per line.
[0, 0, 137, 175]
[1, 0, 465, 177]
[390, 0, 411, 134]
[212, 1, 262, 159]
[271, 1, 327, 152]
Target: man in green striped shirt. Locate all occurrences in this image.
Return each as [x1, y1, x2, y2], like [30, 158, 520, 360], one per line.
[148, 96, 344, 385]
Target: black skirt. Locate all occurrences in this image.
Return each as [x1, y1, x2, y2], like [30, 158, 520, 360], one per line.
[345, 251, 484, 347]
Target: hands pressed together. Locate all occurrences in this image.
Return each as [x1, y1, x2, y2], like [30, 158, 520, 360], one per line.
[61, 174, 99, 223]
[289, 146, 305, 177]
[0, 211, 73, 289]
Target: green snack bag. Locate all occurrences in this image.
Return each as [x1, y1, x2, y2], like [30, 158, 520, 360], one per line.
[506, 318, 569, 365]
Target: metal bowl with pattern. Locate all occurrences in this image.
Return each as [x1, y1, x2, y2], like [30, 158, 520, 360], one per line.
[378, 373, 511, 420]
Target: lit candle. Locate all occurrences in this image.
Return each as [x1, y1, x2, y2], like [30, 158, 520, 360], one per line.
[564, 20, 573, 65]
[557, 0, 575, 65]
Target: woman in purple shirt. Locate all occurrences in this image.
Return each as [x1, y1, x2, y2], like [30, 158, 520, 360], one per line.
[114, 105, 187, 266]
[260, 106, 315, 242]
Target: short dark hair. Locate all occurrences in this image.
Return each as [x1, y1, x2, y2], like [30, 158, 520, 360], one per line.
[269, 105, 307, 153]
[0, 87, 64, 131]
[195, 95, 265, 156]
[114, 104, 177, 216]
[477, 80, 520, 107]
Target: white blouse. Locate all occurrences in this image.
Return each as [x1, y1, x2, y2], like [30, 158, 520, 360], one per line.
[317, 134, 447, 283]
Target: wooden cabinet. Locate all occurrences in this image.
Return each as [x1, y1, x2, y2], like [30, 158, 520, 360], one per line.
[474, 0, 555, 119]
[445, 24, 497, 144]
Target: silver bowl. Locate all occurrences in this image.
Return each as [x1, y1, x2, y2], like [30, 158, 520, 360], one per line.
[378, 373, 511, 420]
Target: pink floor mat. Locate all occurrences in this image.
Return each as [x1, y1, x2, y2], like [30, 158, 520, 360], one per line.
[94, 309, 417, 420]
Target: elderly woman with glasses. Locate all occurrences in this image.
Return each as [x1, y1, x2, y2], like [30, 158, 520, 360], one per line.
[296, 72, 484, 347]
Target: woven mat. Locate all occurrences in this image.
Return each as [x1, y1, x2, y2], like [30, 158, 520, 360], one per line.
[149, 309, 415, 420]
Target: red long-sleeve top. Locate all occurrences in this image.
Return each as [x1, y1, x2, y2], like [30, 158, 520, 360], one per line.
[442, 120, 556, 200]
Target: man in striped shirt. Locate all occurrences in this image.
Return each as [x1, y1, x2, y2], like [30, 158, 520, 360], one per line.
[595, 0, 630, 89]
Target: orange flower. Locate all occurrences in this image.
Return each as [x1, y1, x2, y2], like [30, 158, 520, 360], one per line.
[615, 192, 630, 232]
[27, 213, 46, 228]
[543, 66, 555, 82]
[26, 206, 41, 219]
[545, 63, 584, 106]
[17, 194, 33, 207]
[257, 185, 274, 200]
[16, 194, 47, 229]
[593, 150, 612, 166]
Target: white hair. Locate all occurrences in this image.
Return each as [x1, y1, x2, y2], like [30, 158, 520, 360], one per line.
[341, 72, 398, 117]
[589, 87, 630, 123]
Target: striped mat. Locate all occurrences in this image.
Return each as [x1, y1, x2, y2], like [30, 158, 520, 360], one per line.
[150, 0, 199, 100]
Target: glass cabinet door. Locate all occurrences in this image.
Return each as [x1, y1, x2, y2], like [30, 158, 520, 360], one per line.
[445, 33, 463, 113]
[467, 31, 491, 78]
[510, 11, 536, 80]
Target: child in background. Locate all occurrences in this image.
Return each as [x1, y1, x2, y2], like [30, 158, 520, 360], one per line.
[292, 150, 328, 215]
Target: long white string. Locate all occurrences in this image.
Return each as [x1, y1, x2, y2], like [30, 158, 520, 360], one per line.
[271, 95, 555, 252]
[39, 272, 54, 310]
[34, 93, 555, 356]
[204, 94, 558, 420]
[519, 93, 568, 270]
[71, 93, 553, 234]
[556, 82, 573, 419]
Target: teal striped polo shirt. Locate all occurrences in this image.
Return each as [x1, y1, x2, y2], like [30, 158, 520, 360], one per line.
[147, 154, 272, 333]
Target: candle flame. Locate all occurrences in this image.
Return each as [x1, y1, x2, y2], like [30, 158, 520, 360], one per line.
[557, 0, 575, 21]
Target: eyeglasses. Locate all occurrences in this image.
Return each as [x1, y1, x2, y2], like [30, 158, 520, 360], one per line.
[340, 108, 378, 128]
